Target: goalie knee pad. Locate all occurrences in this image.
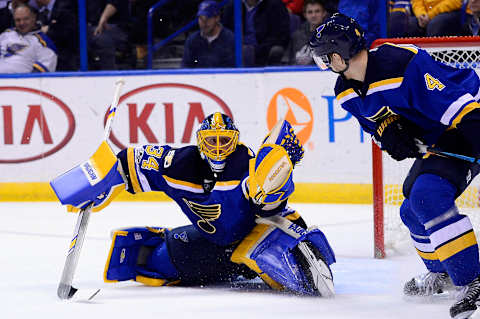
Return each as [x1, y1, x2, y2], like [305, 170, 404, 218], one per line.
[104, 227, 179, 286]
[232, 222, 335, 296]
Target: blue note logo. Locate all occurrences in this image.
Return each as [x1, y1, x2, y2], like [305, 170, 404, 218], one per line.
[173, 231, 189, 243]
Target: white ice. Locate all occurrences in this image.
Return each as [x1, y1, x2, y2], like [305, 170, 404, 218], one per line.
[0, 202, 463, 318]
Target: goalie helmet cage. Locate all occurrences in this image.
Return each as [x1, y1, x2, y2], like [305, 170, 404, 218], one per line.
[370, 36, 480, 259]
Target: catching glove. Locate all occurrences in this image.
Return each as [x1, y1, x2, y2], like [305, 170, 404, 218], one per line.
[373, 115, 422, 161]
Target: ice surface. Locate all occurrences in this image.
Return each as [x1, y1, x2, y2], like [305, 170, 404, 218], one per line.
[0, 202, 461, 318]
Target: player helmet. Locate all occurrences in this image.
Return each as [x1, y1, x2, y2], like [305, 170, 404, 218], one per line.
[309, 13, 366, 70]
[197, 112, 239, 173]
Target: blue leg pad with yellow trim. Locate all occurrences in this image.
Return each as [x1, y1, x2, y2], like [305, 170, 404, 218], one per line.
[104, 227, 178, 285]
[232, 223, 335, 296]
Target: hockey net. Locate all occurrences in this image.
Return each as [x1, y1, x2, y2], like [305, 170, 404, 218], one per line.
[371, 36, 480, 258]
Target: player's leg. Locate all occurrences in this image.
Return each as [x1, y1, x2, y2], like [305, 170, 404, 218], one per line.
[400, 199, 454, 296]
[104, 224, 255, 286]
[403, 131, 480, 317]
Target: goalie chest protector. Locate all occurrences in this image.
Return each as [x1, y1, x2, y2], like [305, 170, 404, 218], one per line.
[119, 144, 256, 246]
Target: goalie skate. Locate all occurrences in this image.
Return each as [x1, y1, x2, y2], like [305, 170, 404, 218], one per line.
[404, 272, 454, 297]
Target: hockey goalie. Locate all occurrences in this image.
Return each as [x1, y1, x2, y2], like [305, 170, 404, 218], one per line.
[51, 113, 335, 296]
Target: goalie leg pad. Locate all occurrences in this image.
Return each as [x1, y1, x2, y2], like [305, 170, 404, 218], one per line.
[104, 227, 179, 286]
[232, 224, 335, 296]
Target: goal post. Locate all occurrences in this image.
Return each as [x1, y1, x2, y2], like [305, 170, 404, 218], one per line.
[370, 36, 480, 259]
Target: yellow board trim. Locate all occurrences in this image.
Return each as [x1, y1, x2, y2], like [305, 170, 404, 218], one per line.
[127, 147, 143, 194]
[449, 101, 480, 129]
[436, 231, 477, 262]
[0, 182, 373, 203]
[103, 230, 128, 283]
[231, 224, 284, 290]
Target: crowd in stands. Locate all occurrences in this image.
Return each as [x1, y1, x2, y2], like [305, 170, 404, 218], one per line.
[0, 0, 479, 73]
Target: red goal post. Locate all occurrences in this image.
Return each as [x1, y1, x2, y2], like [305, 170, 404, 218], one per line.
[370, 36, 480, 259]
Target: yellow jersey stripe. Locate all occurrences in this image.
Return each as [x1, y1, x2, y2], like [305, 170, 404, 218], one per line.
[33, 63, 47, 72]
[384, 42, 418, 54]
[449, 101, 480, 129]
[163, 175, 203, 191]
[336, 88, 356, 101]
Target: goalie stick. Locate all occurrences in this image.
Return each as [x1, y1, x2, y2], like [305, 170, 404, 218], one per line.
[57, 78, 125, 301]
[256, 216, 335, 297]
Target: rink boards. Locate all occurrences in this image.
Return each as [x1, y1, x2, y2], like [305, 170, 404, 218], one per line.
[0, 68, 373, 203]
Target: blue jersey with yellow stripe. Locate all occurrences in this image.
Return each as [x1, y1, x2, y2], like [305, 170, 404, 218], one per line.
[335, 43, 480, 145]
[118, 144, 258, 246]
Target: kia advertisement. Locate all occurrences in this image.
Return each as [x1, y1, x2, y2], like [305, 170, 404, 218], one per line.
[0, 72, 371, 186]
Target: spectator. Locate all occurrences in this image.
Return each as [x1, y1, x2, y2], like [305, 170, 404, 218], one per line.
[388, 0, 413, 37]
[0, 4, 57, 73]
[282, 0, 304, 33]
[338, 0, 381, 48]
[29, 0, 78, 71]
[223, 0, 290, 67]
[182, 1, 235, 68]
[288, 0, 333, 65]
[86, 0, 131, 70]
[463, 0, 480, 35]
[129, 0, 202, 67]
[409, 0, 464, 36]
[0, 0, 29, 33]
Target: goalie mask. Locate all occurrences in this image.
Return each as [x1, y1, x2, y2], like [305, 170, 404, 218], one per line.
[309, 13, 366, 71]
[197, 112, 239, 173]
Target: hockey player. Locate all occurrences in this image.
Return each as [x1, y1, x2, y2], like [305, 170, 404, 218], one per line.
[309, 13, 480, 318]
[51, 112, 336, 296]
[0, 4, 57, 73]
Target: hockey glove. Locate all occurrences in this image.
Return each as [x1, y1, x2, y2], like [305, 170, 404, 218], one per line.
[374, 115, 422, 161]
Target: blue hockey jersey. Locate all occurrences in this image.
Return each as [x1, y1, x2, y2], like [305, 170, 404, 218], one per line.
[335, 43, 480, 145]
[118, 143, 263, 246]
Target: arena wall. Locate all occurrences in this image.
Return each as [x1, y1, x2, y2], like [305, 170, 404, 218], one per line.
[0, 68, 372, 203]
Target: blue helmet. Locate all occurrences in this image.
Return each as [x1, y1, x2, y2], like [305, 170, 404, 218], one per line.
[309, 13, 366, 70]
[197, 112, 239, 173]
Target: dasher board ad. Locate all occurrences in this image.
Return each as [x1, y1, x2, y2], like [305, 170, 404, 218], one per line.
[0, 70, 372, 202]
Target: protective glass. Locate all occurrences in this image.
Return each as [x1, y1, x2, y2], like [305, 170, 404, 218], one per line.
[197, 129, 239, 161]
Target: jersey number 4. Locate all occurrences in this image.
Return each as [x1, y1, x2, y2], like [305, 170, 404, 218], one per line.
[424, 73, 445, 91]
